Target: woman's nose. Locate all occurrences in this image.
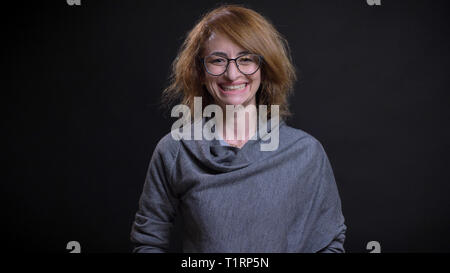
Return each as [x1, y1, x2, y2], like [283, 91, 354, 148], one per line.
[224, 60, 241, 80]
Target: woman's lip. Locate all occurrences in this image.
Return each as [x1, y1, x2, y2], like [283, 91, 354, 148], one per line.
[218, 83, 248, 94]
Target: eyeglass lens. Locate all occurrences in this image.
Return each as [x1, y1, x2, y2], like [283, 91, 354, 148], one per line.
[204, 54, 260, 76]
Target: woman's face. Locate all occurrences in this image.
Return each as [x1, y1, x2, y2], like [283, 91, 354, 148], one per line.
[202, 33, 261, 108]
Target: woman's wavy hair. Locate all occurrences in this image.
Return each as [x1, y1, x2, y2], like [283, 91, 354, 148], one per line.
[162, 4, 296, 120]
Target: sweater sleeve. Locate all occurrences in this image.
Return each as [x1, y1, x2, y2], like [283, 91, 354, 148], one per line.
[301, 137, 347, 253]
[130, 134, 180, 253]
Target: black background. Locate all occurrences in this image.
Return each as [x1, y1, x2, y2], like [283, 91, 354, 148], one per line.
[3, 0, 450, 253]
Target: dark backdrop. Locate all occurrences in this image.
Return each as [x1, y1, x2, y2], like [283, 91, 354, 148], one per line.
[3, 0, 450, 253]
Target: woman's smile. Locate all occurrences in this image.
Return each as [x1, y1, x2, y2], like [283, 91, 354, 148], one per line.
[218, 82, 249, 95]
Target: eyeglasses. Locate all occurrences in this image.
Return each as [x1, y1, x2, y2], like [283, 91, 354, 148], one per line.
[202, 53, 263, 76]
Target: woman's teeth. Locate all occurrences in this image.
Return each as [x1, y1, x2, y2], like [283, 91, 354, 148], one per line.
[221, 84, 246, 91]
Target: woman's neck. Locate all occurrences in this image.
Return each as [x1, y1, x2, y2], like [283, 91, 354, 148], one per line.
[221, 103, 258, 148]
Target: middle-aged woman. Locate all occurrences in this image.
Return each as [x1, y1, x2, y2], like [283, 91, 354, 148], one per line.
[130, 4, 346, 253]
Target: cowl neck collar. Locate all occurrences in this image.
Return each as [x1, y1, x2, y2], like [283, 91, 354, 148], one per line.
[180, 117, 284, 173]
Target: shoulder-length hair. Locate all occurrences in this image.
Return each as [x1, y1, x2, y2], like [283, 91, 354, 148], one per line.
[162, 4, 296, 120]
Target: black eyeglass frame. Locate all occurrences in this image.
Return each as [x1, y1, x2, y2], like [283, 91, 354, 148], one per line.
[201, 53, 263, 76]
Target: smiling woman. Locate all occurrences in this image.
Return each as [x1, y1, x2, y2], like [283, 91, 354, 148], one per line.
[162, 4, 296, 121]
[202, 33, 262, 108]
[130, 4, 346, 253]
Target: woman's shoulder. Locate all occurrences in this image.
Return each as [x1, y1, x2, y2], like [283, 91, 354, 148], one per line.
[152, 131, 182, 160]
[280, 122, 333, 168]
[278, 122, 332, 162]
[280, 122, 323, 148]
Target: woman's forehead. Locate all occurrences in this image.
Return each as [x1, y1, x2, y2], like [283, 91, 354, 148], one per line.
[204, 32, 246, 56]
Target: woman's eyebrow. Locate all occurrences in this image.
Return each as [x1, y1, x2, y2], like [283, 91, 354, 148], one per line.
[210, 51, 250, 57]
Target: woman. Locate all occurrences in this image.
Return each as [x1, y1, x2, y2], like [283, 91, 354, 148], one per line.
[130, 5, 346, 253]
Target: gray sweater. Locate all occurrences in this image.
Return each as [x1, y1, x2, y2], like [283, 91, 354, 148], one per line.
[130, 119, 346, 253]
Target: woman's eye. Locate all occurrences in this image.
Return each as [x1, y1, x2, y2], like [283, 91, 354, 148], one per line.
[239, 57, 255, 63]
[210, 58, 225, 63]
